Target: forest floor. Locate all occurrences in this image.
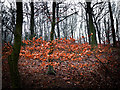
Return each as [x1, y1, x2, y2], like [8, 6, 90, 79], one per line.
[2, 39, 120, 89]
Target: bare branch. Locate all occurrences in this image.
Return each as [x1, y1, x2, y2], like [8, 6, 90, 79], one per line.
[97, 11, 109, 22]
[55, 11, 78, 25]
[4, 25, 15, 35]
[78, 2, 86, 9]
[92, 2, 104, 8]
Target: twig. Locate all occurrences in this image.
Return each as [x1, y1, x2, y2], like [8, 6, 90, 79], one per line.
[55, 11, 78, 25]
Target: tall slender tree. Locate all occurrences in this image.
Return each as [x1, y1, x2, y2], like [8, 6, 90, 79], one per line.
[108, 1, 116, 46]
[47, 0, 56, 75]
[116, 18, 119, 41]
[86, 1, 97, 45]
[85, 8, 91, 44]
[30, 0, 35, 39]
[8, 1, 23, 88]
[56, 3, 60, 39]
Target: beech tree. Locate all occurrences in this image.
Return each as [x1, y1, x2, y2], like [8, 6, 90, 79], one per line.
[30, 0, 35, 39]
[8, 1, 23, 88]
[108, 1, 116, 46]
[86, 1, 97, 45]
[47, 0, 56, 75]
[56, 2, 60, 39]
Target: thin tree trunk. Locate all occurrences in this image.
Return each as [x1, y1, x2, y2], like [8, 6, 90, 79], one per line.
[108, 2, 116, 46]
[116, 18, 119, 41]
[104, 17, 110, 44]
[86, 9, 90, 44]
[98, 22, 101, 44]
[56, 3, 60, 39]
[30, 0, 34, 39]
[47, 1, 56, 75]
[47, 19, 50, 40]
[107, 19, 110, 44]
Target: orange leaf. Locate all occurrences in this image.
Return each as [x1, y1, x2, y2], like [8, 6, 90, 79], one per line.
[32, 62, 35, 65]
[83, 48, 86, 52]
[19, 53, 23, 56]
[78, 57, 82, 61]
[80, 72, 83, 75]
[71, 64, 76, 68]
[87, 54, 91, 56]
[60, 38, 62, 40]
[82, 36, 84, 38]
[33, 37, 35, 41]
[41, 62, 45, 66]
[92, 64, 95, 67]
[91, 33, 93, 35]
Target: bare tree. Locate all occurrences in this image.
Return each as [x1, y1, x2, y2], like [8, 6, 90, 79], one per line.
[30, 0, 35, 39]
[8, 1, 23, 88]
[47, 0, 56, 75]
[86, 1, 97, 45]
[108, 1, 116, 46]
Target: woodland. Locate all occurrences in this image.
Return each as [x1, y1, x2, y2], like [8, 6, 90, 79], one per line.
[1, 0, 120, 89]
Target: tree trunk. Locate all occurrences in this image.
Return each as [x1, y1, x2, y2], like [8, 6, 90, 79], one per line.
[40, 15, 43, 37]
[47, 1, 56, 75]
[116, 18, 119, 41]
[104, 17, 110, 44]
[86, 2, 97, 45]
[86, 12, 91, 44]
[107, 19, 110, 44]
[98, 22, 101, 44]
[8, 1, 23, 88]
[108, 2, 116, 46]
[56, 3, 60, 39]
[71, 25, 73, 38]
[30, 0, 34, 39]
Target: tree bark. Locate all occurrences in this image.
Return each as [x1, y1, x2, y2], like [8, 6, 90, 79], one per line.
[86, 11, 91, 44]
[107, 19, 110, 44]
[47, 1, 56, 75]
[108, 2, 116, 46]
[30, 0, 35, 39]
[86, 2, 97, 45]
[116, 18, 119, 41]
[8, 1, 23, 88]
[98, 22, 101, 44]
[56, 3, 60, 39]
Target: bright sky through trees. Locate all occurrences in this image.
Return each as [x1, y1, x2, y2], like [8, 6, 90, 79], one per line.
[2, 0, 120, 43]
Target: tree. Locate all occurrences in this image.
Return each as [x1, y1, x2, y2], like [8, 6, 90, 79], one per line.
[56, 3, 60, 39]
[30, 0, 35, 39]
[104, 16, 110, 44]
[85, 7, 91, 44]
[108, 1, 116, 46]
[8, 1, 23, 88]
[86, 1, 97, 45]
[116, 18, 119, 41]
[1, 2, 16, 44]
[47, 0, 56, 75]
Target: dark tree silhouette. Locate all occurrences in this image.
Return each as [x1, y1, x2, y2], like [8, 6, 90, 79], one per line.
[86, 1, 97, 45]
[108, 1, 116, 46]
[8, 1, 23, 88]
[30, 0, 35, 39]
[47, 1, 56, 75]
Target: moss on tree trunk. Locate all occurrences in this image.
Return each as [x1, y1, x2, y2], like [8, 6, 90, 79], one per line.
[87, 2, 97, 46]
